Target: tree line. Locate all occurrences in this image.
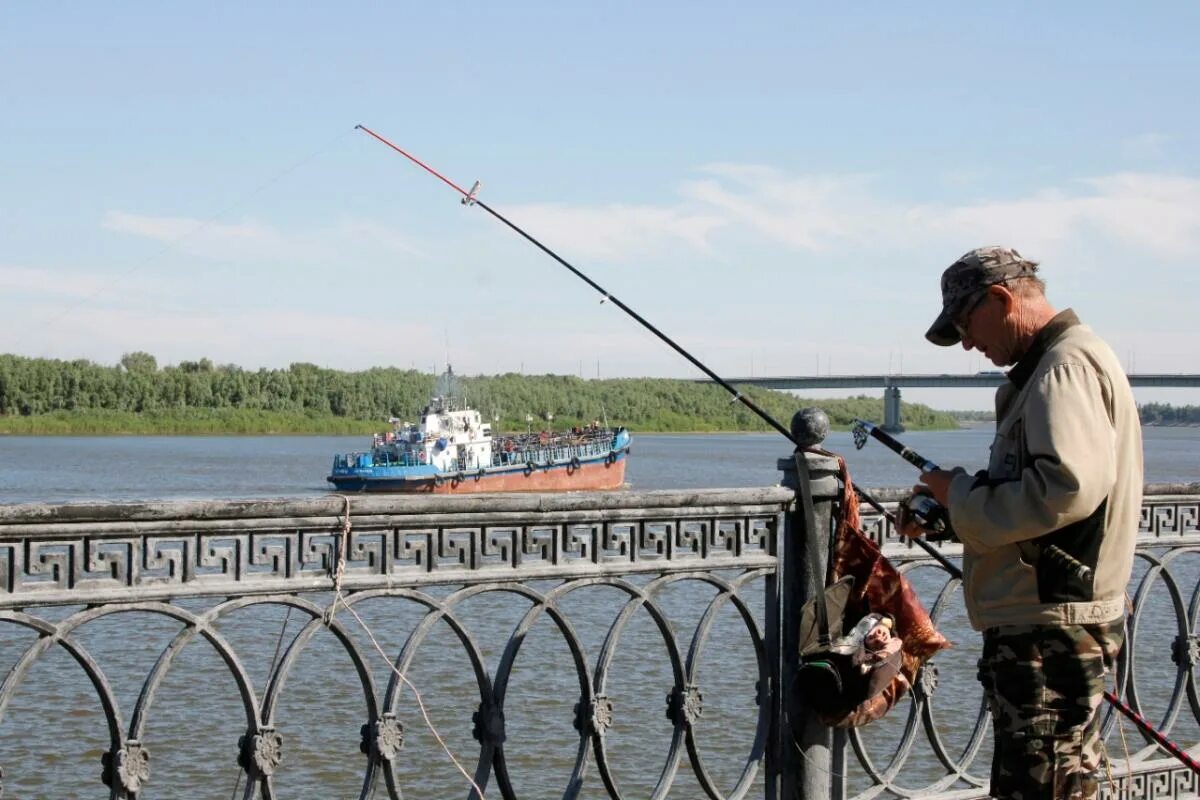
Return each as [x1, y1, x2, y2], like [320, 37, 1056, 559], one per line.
[1138, 402, 1200, 426]
[0, 352, 962, 434]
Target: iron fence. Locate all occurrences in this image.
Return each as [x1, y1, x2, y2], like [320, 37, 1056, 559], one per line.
[0, 488, 789, 800]
[0, 473, 1198, 799]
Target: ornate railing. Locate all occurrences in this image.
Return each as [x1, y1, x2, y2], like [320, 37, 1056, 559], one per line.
[0, 488, 789, 800]
[2, 476, 1198, 799]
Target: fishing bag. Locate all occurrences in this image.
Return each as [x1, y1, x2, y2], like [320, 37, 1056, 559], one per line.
[792, 451, 951, 727]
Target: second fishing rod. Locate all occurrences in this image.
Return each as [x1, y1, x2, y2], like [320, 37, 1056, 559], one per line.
[354, 123, 959, 575]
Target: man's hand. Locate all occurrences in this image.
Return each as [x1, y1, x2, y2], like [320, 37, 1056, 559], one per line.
[895, 468, 964, 540]
[916, 468, 958, 506]
[894, 496, 929, 540]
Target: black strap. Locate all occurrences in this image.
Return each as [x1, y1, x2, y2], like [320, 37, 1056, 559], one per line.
[794, 451, 830, 648]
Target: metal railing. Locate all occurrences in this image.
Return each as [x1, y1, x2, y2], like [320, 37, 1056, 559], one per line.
[0, 469, 1198, 799]
[0, 487, 789, 800]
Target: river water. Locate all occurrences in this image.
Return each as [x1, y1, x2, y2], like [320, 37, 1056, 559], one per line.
[3, 426, 1198, 504]
[0, 427, 1197, 799]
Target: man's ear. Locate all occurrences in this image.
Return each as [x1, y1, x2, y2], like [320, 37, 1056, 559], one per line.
[992, 284, 1017, 313]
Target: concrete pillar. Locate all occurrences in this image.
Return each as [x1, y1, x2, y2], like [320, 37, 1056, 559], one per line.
[882, 385, 905, 433]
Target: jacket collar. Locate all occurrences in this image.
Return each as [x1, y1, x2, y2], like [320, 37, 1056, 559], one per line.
[1006, 309, 1080, 389]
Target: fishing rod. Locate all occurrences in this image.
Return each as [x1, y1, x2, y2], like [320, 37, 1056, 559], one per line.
[353, 125, 969, 585]
[355, 125, 790, 440]
[852, 419, 1092, 583]
[1104, 690, 1200, 775]
[357, 124, 1200, 775]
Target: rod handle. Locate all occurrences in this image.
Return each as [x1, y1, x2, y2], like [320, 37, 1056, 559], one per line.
[1040, 542, 1094, 583]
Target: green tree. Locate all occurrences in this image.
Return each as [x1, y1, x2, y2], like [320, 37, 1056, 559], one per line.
[120, 352, 158, 374]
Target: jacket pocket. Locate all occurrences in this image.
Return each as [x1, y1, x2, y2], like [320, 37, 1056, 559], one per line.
[989, 415, 1024, 480]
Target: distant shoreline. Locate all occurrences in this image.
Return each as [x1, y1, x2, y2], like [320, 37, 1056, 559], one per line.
[2, 412, 1187, 436]
[0, 426, 963, 437]
[0, 417, 960, 437]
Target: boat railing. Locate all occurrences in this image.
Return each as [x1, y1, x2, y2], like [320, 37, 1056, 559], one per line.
[485, 435, 622, 469]
[362, 449, 428, 469]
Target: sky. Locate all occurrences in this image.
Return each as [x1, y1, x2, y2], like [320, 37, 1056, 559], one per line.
[3, 2, 1198, 409]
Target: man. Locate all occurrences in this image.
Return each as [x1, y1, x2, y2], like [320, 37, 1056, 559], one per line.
[902, 246, 1142, 799]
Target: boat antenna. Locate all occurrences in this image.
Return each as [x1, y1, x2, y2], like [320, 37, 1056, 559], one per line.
[353, 124, 954, 571]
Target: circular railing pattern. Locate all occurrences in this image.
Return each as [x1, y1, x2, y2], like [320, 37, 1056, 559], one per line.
[0, 570, 772, 799]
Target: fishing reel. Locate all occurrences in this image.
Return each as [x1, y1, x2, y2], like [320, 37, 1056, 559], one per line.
[900, 493, 957, 542]
[851, 421, 871, 450]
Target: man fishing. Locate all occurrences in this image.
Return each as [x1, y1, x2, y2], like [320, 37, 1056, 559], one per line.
[899, 246, 1143, 799]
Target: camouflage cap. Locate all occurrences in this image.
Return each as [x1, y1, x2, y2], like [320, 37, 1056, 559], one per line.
[925, 246, 1040, 346]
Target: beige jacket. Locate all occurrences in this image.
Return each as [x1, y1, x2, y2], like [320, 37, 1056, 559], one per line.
[947, 311, 1143, 631]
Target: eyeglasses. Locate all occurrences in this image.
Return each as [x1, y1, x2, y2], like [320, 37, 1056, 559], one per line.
[952, 291, 989, 339]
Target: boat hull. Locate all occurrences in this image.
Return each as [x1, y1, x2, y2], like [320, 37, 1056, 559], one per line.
[328, 452, 628, 494]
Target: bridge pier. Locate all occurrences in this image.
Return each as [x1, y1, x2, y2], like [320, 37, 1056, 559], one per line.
[883, 385, 904, 433]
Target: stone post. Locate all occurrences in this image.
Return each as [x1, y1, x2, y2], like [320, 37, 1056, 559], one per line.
[774, 408, 841, 800]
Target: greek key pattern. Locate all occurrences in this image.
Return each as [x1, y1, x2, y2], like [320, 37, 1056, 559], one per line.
[855, 496, 1200, 559]
[0, 510, 779, 608]
[1100, 764, 1200, 800]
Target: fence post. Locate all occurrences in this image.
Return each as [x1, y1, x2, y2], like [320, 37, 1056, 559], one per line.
[772, 409, 841, 800]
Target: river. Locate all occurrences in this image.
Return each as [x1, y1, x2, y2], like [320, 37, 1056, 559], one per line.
[3, 426, 1198, 504]
[0, 427, 1197, 799]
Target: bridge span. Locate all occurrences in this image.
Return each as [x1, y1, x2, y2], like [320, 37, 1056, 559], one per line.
[712, 373, 1200, 431]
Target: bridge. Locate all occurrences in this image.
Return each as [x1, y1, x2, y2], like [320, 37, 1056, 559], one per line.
[714, 373, 1200, 431]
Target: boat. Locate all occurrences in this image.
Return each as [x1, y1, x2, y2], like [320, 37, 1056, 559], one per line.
[327, 369, 631, 494]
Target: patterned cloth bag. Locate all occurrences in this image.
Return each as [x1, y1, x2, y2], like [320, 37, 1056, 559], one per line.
[795, 452, 952, 727]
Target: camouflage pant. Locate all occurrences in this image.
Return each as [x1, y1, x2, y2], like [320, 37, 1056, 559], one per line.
[978, 620, 1124, 800]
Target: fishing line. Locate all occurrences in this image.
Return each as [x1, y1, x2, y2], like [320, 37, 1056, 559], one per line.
[353, 123, 956, 574]
[329, 496, 487, 798]
[15, 126, 356, 357]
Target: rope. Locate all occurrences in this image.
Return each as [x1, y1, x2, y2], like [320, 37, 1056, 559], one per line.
[268, 606, 293, 681]
[1100, 670, 1135, 795]
[324, 495, 352, 627]
[325, 495, 486, 799]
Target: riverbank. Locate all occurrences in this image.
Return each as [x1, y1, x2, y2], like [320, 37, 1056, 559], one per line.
[0, 409, 962, 436]
[0, 409, 381, 436]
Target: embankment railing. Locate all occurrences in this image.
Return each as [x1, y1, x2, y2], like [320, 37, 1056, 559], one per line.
[0, 487, 789, 800]
[0, 462, 1198, 799]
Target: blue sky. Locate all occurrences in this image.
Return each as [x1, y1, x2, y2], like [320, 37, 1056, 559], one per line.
[3, 3, 1198, 407]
